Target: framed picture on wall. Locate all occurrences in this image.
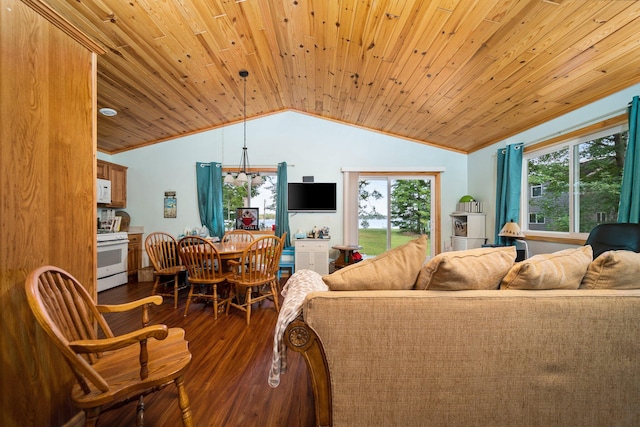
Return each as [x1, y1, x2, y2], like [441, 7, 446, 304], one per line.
[164, 191, 177, 218]
[235, 207, 259, 230]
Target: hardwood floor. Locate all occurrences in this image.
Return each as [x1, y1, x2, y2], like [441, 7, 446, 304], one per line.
[96, 278, 315, 427]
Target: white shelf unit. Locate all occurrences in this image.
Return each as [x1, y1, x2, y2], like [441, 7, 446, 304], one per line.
[450, 212, 486, 251]
[294, 239, 330, 275]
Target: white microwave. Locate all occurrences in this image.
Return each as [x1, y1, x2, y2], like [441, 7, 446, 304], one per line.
[97, 178, 112, 204]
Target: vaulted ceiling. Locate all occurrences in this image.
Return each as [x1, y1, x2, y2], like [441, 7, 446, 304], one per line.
[45, 0, 640, 154]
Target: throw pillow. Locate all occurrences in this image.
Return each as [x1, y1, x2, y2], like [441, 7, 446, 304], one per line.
[500, 245, 592, 290]
[414, 246, 516, 291]
[322, 235, 427, 290]
[580, 250, 640, 289]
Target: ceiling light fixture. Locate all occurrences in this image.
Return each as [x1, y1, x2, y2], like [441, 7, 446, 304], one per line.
[224, 70, 263, 186]
[99, 107, 117, 117]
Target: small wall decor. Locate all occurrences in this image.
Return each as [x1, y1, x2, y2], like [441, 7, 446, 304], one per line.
[164, 191, 177, 218]
[235, 207, 259, 230]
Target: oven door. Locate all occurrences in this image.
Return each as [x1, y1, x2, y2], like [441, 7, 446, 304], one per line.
[97, 239, 129, 291]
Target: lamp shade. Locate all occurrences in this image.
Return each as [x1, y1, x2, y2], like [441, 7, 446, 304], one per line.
[235, 172, 248, 183]
[252, 174, 263, 185]
[224, 173, 235, 184]
[498, 221, 524, 237]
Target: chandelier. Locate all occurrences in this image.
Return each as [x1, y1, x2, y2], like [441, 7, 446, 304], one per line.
[224, 70, 263, 186]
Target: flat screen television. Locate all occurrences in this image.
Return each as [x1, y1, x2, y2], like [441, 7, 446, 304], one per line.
[288, 182, 337, 212]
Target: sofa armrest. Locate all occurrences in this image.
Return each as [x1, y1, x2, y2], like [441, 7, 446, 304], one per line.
[284, 316, 332, 427]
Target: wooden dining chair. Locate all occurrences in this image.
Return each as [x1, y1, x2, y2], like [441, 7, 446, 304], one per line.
[227, 235, 283, 325]
[145, 232, 187, 308]
[222, 229, 255, 244]
[178, 236, 233, 319]
[25, 265, 193, 427]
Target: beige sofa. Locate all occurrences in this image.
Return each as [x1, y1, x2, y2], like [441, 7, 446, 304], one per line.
[286, 289, 640, 427]
[274, 237, 640, 426]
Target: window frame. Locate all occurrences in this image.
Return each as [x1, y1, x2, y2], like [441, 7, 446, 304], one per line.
[221, 167, 278, 231]
[521, 119, 627, 241]
[530, 185, 543, 198]
[342, 167, 444, 257]
[358, 175, 435, 254]
[529, 213, 545, 224]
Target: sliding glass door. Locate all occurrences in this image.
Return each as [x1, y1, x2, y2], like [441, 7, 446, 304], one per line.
[358, 176, 433, 257]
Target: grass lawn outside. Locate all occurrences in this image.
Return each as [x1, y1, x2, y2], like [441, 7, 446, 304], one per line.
[358, 228, 429, 257]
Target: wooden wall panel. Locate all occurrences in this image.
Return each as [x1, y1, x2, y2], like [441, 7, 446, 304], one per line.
[0, 0, 97, 425]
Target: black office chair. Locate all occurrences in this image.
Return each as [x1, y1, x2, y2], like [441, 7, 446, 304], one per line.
[585, 223, 640, 259]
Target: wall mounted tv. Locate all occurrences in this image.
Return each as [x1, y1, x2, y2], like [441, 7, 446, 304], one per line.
[287, 182, 337, 212]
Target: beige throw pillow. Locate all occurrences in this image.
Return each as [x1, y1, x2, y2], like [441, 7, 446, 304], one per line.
[500, 245, 592, 290]
[322, 235, 427, 291]
[580, 250, 640, 289]
[414, 246, 516, 291]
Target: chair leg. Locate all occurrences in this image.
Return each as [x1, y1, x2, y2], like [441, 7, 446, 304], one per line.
[226, 285, 234, 315]
[245, 287, 252, 325]
[151, 276, 161, 297]
[270, 280, 280, 312]
[173, 274, 179, 309]
[212, 284, 218, 320]
[175, 375, 194, 427]
[183, 285, 194, 317]
[84, 407, 100, 427]
[136, 395, 145, 426]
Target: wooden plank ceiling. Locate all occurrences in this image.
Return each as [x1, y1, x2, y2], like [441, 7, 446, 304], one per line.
[45, 0, 640, 154]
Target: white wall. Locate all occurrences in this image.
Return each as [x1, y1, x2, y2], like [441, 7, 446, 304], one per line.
[468, 82, 640, 254]
[102, 111, 468, 257]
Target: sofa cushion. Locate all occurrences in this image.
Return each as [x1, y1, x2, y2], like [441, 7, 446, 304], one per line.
[322, 235, 427, 291]
[580, 250, 640, 289]
[414, 246, 516, 291]
[500, 245, 592, 290]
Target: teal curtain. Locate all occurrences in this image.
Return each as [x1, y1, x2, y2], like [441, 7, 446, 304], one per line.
[495, 143, 524, 245]
[618, 95, 640, 223]
[276, 162, 291, 246]
[196, 162, 224, 239]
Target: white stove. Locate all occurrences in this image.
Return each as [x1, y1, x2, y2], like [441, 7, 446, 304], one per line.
[97, 231, 129, 242]
[97, 231, 129, 291]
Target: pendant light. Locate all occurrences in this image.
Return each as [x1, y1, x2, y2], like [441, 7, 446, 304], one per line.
[234, 70, 251, 185]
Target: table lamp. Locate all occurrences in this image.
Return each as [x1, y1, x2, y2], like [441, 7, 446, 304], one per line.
[498, 220, 524, 245]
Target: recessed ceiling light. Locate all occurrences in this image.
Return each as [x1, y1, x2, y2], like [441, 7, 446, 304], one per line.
[99, 107, 117, 117]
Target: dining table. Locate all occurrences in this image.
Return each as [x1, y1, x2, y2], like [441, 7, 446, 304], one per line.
[211, 241, 251, 258]
[210, 240, 253, 272]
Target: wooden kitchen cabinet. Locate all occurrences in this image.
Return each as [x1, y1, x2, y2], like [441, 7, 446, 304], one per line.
[97, 159, 127, 208]
[127, 233, 143, 282]
[97, 160, 109, 179]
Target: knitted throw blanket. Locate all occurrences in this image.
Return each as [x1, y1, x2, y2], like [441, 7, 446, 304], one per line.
[268, 269, 328, 387]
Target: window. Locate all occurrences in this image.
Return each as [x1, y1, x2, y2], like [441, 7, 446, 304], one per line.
[531, 185, 543, 198]
[523, 124, 627, 236]
[529, 213, 545, 224]
[222, 174, 277, 231]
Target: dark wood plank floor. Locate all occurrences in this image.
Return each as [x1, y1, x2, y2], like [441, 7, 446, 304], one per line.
[96, 278, 315, 427]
